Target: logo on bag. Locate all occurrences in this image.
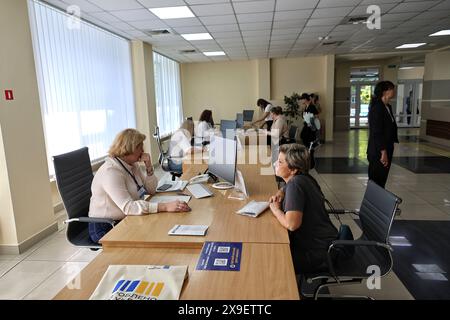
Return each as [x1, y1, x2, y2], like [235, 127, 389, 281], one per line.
[110, 280, 165, 300]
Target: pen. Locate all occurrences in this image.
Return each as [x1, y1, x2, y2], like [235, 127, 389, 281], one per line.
[177, 193, 190, 196]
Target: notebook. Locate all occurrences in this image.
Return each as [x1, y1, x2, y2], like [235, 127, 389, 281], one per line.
[236, 201, 269, 218]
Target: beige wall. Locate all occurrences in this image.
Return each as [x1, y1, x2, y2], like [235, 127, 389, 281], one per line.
[181, 55, 335, 140]
[181, 60, 258, 122]
[398, 66, 424, 80]
[0, 0, 57, 252]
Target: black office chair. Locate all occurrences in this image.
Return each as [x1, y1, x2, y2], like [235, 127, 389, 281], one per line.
[53, 147, 115, 249]
[300, 180, 402, 300]
[283, 125, 298, 144]
[152, 126, 182, 181]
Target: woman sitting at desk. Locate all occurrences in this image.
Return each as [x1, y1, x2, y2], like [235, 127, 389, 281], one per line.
[88, 128, 191, 244]
[195, 109, 215, 145]
[269, 143, 338, 275]
[168, 119, 203, 172]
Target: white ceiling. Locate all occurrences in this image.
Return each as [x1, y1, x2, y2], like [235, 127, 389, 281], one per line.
[42, 0, 450, 63]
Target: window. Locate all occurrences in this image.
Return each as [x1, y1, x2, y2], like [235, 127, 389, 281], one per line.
[28, 0, 136, 176]
[153, 52, 183, 137]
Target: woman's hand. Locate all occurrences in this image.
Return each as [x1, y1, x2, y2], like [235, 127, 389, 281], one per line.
[380, 150, 389, 167]
[270, 201, 281, 212]
[269, 189, 285, 203]
[160, 200, 191, 213]
[140, 153, 154, 174]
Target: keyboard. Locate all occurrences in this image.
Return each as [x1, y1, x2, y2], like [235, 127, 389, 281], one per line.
[186, 184, 213, 199]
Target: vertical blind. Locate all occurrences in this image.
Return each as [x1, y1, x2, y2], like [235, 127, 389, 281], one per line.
[153, 52, 183, 137]
[28, 0, 136, 176]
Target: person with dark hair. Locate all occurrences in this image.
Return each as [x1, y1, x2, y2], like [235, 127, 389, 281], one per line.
[367, 80, 398, 188]
[252, 98, 274, 130]
[299, 93, 319, 169]
[195, 109, 215, 145]
[405, 90, 412, 125]
[269, 143, 338, 275]
[268, 106, 289, 145]
[310, 93, 321, 114]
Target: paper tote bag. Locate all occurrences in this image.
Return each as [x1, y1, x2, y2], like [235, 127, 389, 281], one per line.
[89, 265, 188, 300]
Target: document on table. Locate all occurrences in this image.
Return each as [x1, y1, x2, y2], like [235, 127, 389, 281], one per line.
[148, 195, 191, 203]
[236, 200, 269, 218]
[168, 225, 209, 236]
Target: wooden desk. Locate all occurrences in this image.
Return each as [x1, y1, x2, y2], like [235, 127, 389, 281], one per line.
[54, 244, 299, 300]
[100, 162, 288, 250]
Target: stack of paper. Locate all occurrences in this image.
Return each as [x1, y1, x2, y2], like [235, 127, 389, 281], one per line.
[168, 225, 209, 236]
[148, 195, 191, 204]
[236, 201, 269, 218]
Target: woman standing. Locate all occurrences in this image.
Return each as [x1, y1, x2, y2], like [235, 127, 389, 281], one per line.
[299, 93, 319, 169]
[367, 81, 398, 188]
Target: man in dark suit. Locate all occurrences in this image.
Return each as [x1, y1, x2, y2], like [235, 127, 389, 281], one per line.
[367, 81, 399, 188]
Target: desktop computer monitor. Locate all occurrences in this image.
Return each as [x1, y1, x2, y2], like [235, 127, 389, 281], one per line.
[220, 119, 237, 139]
[208, 135, 237, 186]
[243, 110, 254, 122]
[236, 113, 244, 129]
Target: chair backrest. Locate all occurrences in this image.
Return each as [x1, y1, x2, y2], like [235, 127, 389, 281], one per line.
[53, 147, 93, 220]
[243, 110, 254, 122]
[236, 113, 244, 128]
[220, 120, 237, 139]
[359, 180, 402, 244]
[289, 125, 298, 140]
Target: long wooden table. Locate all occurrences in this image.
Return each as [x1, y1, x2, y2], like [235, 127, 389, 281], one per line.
[54, 244, 299, 300]
[100, 161, 288, 250]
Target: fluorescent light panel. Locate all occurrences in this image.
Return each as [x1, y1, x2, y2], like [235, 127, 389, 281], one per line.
[181, 33, 212, 41]
[149, 6, 194, 19]
[396, 43, 426, 49]
[429, 30, 450, 36]
[203, 51, 225, 56]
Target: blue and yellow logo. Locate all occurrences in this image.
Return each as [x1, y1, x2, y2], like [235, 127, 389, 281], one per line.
[111, 280, 165, 300]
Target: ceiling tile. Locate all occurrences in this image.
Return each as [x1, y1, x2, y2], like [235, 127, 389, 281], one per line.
[88, 11, 122, 23]
[211, 31, 242, 39]
[306, 17, 343, 27]
[233, 0, 275, 14]
[128, 20, 168, 29]
[137, 0, 185, 6]
[239, 22, 273, 31]
[274, 9, 312, 21]
[186, 0, 231, 4]
[88, 0, 143, 11]
[389, 1, 440, 13]
[190, 3, 234, 17]
[276, 0, 319, 10]
[63, 0, 103, 12]
[236, 12, 274, 23]
[381, 12, 419, 21]
[207, 24, 239, 32]
[200, 15, 237, 25]
[173, 26, 208, 34]
[318, 0, 360, 7]
[349, 3, 397, 16]
[311, 7, 354, 18]
[109, 9, 158, 21]
[272, 19, 307, 29]
[429, 0, 450, 11]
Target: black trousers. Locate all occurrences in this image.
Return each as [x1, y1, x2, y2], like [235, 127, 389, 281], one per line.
[265, 120, 273, 145]
[368, 158, 391, 188]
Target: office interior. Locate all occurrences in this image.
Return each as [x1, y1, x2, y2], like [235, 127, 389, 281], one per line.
[1, 0, 450, 300]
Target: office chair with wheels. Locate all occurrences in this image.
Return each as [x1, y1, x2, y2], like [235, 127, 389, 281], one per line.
[53, 147, 115, 250]
[152, 126, 182, 181]
[300, 180, 402, 300]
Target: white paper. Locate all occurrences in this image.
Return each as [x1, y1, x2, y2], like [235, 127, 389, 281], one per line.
[156, 180, 188, 192]
[236, 200, 269, 217]
[148, 195, 191, 204]
[168, 225, 209, 236]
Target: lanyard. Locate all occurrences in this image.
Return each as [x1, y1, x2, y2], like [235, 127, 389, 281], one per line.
[115, 157, 143, 191]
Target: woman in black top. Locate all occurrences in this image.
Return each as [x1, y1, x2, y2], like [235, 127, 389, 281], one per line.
[299, 93, 319, 169]
[367, 81, 398, 188]
[269, 143, 338, 275]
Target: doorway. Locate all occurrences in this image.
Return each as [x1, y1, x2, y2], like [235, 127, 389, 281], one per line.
[350, 83, 376, 128]
[395, 80, 422, 127]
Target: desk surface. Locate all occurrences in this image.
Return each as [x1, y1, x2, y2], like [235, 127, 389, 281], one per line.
[54, 244, 299, 300]
[100, 162, 288, 250]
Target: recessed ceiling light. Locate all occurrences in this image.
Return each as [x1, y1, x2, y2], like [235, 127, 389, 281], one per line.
[399, 67, 414, 70]
[149, 6, 194, 19]
[395, 43, 426, 49]
[203, 51, 225, 56]
[429, 30, 450, 36]
[181, 33, 212, 41]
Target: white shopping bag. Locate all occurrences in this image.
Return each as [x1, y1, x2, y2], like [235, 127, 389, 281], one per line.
[89, 265, 188, 300]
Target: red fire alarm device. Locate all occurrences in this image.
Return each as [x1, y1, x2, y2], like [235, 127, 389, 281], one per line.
[5, 90, 14, 100]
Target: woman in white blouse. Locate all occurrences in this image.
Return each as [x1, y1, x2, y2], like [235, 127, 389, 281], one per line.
[88, 128, 190, 244]
[194, 109, 215, 145]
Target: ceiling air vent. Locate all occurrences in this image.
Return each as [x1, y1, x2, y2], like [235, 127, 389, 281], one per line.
[144, 29, 172, 36]
[179, 49, 197, 54]
[341, 16, 369, 25]
[322, 41, 343, 46]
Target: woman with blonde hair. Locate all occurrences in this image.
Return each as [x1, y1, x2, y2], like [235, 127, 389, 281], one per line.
[88, 128, 190, 244]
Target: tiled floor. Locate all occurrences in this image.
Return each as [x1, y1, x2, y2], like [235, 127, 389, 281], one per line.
[1, 128, 449, 300]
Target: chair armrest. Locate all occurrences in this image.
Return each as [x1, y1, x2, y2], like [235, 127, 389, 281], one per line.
[330, 240, 392, 251]
[325, 240, 393, 281]
[64, 217, 116, 226]
[326, 209, 359, 216]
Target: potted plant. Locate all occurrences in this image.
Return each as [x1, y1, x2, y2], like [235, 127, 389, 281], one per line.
[283, 92, 302, 125]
